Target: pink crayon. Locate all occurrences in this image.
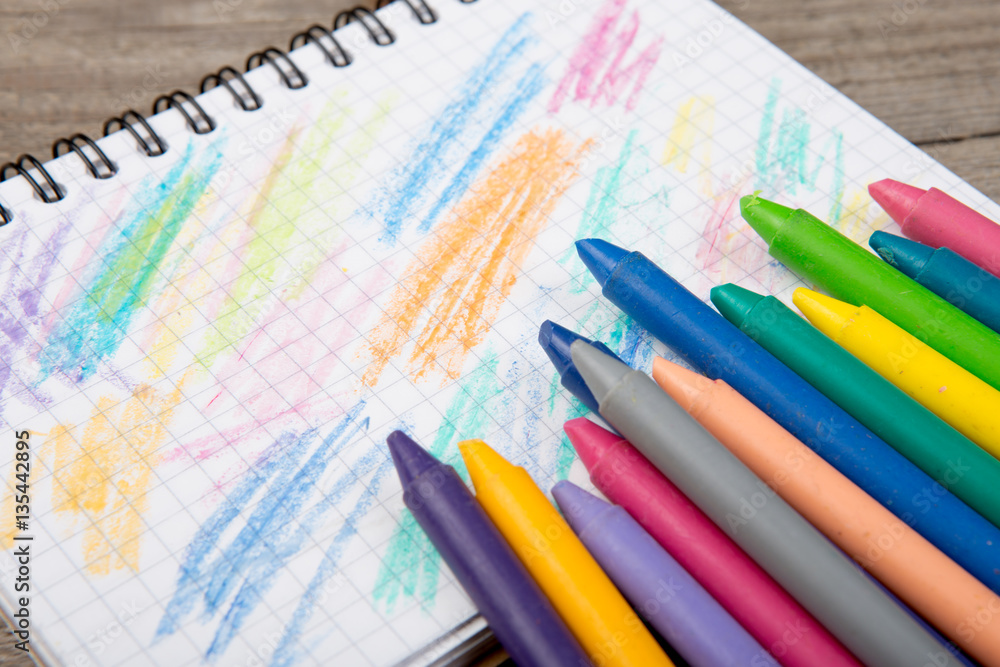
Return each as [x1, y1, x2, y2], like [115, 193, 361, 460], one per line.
[564, 417, 860, 667]
[869, 178, 1000, 277]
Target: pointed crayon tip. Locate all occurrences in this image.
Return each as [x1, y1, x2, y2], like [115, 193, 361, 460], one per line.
[868, 179, 924, 225]
[793, 288, 856, 339]
[564, 417, 622, 471]
[868, 230, 932, 279]
[552, 480, 612, 537]
[651, 358, 713, 410]
[710, 283, 766, 328]
[539, 321, 624, 414]
[570, 340, 632, 406]
[458, 439, 512, 491]
[740, 194, 794, 245]
[387, 430, 439, 488]
[575, 238, 629, 288]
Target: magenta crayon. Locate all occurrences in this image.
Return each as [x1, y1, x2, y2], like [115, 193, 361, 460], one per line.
[869, 178, 1000, 277]
[553, 480, 779, 667]
[387, 431, 590, 667]
[564, 418, 860, 667]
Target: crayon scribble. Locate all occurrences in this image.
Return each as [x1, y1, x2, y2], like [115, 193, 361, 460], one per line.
[755, 77, 846, 221]
[155, 404, 392, 664]
[368, 14, 543, 245]
[38, 143, 225, 384]
[562, 128, 669, 291]
[363, 128, 592, 387]
[663, 95, 715, 185]
[548, 0, 663, 114]
[45, 374, 192, 574]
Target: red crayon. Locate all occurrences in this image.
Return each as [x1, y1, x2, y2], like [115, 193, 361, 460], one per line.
[869, 178, 1000, 277]
[564, 417, 860, 667]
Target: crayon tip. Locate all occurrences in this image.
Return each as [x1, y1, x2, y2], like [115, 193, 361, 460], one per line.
[868, 179, 924, 225]
[552, 480, 613, 536]
[458, 438, 512, 490]
[792, 288, 856, 339]
[651, 357, 713, 410]
[575, 238, 628, 288]
[710, 283, 766, 328]
[538, 321, 624, 414]
[740, 194, 794, 245]
[570, 340, 632, 406]
[387, 430, 439, 487]
[564, 417, 621, 471]
[563, 417, 622, 470]
[868, 230, 932, 279]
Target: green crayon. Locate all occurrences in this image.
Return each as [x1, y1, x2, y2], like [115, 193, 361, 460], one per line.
[712, 282, 1000, 530]
[740, 194, 1000, 391]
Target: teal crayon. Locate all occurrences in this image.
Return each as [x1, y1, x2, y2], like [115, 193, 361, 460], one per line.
[870, 230, 1000, 334]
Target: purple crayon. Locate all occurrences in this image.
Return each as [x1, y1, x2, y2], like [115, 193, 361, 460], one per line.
[387, 431, 590, 667]
[553, 480, 778, 667]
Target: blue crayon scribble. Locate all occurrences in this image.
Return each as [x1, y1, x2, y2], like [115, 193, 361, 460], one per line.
[366, 13, 542, 244]
[38, 141, 225, 383]
[754, 77, 846, 221]
[154, 403, 372, 661]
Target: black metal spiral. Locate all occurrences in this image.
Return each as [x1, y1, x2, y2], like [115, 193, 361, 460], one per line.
[53, 134, 119, 180]
[0, 0, 479, 224]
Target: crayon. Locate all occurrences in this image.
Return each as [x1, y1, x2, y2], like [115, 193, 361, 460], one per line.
[552, 481, 779, 667]
[870, 230, 1000, 333]
[570, 341, 960, 667]
[458, 439, 671, 667]
[575, 237, 1000, 592]
[870, 178, 1000, 278]
[740, 193, 1000, 390]
[564, 417, 859, 667]
[794, 288, 1000, 462]
[711, 282, 1000, 531]
[650, 361, 1000, 664]
[386, 431, 590, 667]
[539, 319, 624, 416]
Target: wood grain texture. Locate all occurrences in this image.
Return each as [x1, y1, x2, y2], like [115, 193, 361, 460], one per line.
[1, 0, 999, 665]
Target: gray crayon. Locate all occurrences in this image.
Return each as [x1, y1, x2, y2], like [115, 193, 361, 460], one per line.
[569, 340, 958, 667]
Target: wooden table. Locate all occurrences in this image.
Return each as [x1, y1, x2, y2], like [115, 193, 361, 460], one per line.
[1, 0, 998, 664]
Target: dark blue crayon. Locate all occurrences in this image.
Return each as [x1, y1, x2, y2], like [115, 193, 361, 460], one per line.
[387, 431, 590, 667]
[538, 319, 625, 415]
[870, 230, 1000, 334]
[575, 238, 1000, 594]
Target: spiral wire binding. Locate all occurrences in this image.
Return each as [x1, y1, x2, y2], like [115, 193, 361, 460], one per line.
[0, 0, 478, 225]
[153, 91, 218, 134]
[53, 134, 119, 180]
[202, 67, 264, 111]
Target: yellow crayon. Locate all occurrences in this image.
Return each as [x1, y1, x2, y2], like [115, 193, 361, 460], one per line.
[458, 439, 672, 667]
[794, 288, 1000, 460]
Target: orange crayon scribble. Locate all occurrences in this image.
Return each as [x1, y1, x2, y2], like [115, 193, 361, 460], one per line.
[48, 376, 190, 575]
[363, 129, 591, 387]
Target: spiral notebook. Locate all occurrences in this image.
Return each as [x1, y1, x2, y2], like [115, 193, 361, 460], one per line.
[0, 0, 996, 665]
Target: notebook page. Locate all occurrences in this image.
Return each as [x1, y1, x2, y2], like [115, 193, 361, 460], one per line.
[0, 0, 995, 665]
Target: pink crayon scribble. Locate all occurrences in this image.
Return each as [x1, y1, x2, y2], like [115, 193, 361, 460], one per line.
[548, 0, 664, 114]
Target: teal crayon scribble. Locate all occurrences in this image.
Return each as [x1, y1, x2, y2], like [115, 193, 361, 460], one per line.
[38, 141, 225, 383]
[754, 78, 846, 221]
[562, 128, 669, 291]
[373, 351, 503, 612]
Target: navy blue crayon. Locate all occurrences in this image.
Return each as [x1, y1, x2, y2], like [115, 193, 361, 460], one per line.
[870, 230, 1000, 334]
[387, 431, 590, 667]
[575, 238, 1000, 594]
[538, 319, 625, 415]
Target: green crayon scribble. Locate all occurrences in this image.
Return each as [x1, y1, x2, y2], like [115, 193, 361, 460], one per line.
[755, 78, 846, 222]
[373, 350, 503, 613]
[563, 129, 669, 292]
[198, 91, 397, 368]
